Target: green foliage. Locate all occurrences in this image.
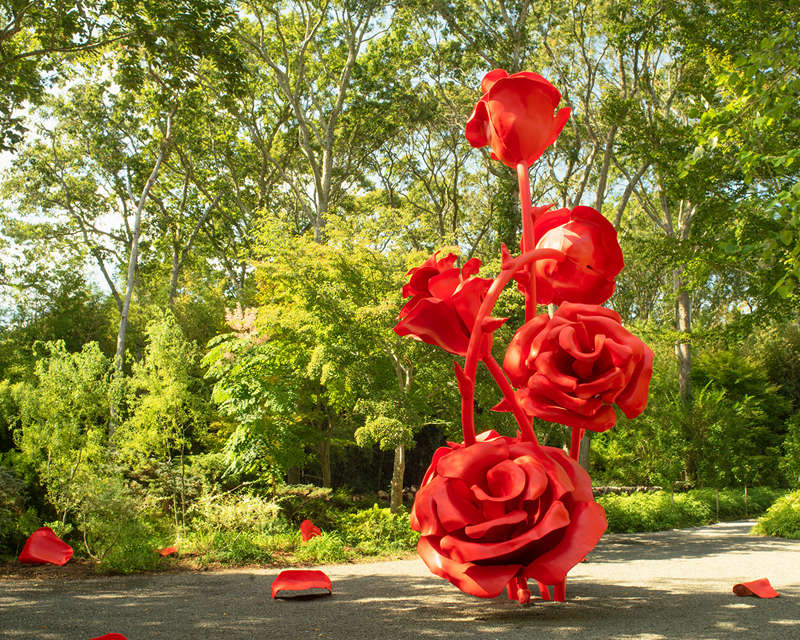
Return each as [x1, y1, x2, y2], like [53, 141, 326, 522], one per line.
[15, 341, 112, 521]
[599, 487, 782, 534]
[189, 494, 282, 533]
[752, 491, 800, 540]
[293, 533, 351, 564]
[690, 487, 781, 520]
[780, 414, 800, 488]
[598, 491, 712, 533]
[337, 504, 419, 555]
[78, 475, 165, 574]
[0, 464, 39, 553]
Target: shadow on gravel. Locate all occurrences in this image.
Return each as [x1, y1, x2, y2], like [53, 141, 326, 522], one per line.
[2, 569, 798, 640]
[2, 521, 799, 640]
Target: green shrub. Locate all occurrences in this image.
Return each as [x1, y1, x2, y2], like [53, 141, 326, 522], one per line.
[77, 475, 167, 574]
[0, 465, 40, 554]
[293, 533, 350, 564]
[189, 494, 282, 533]
[752, 490, 800, 539]
[598, 491, 712, 533]
[337, 504, 419, 554]
[691, 487, 781, 520]
[185, 529, 275, 564]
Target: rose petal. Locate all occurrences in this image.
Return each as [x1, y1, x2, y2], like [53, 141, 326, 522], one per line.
[417, 536, 521, 599]
[524, 501, 607, 585]
[441, 500, 570, 564]
[436, 439, 510, 487]
[464, 510, 528, 539]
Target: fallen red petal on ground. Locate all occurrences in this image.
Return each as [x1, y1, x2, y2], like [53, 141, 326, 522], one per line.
[271, 569, 332, 598]
[18, 527, 73, 566]
[732, 578, 779, 598]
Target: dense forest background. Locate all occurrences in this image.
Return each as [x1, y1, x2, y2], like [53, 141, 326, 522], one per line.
[1, 0, 799, 564]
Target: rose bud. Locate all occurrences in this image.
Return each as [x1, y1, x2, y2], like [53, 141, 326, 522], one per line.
[465, 69, 571, 169]
[515, 205, 624, 305]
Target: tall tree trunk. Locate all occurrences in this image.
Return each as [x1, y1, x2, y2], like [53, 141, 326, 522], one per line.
[674, 269, 692, 404]
[390, 444, 405, 513]
[319, 416, 333, 488]
[578, 431, 593, 471]
[114, 108, 175, 376]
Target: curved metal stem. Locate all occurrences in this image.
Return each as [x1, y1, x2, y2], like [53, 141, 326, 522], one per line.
[460, 247, 563, 446]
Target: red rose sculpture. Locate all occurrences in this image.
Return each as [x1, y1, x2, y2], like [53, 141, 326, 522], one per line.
[18, 526, 73, 566]
[410, 431, 606, 598]
[515, 206, 624, 305]
[394, 252, 500, 356]
[465, 69, 571, 169]
[300, 519, 321, 542]
[502, 303, 654, 432]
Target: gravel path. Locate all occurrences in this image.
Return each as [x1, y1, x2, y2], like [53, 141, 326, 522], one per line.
[2, 521, 799, 639]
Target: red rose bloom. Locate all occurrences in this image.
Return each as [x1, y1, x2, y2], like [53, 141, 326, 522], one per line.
[515, 206, 624, 305]
[465, 69, 571, 169]
[410, 431, 607, 598]
[394, 252, 497, 356]
[502, 303, 654, 432]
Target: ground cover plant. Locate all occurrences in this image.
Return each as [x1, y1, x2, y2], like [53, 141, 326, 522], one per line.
[752, 490, 800, 540]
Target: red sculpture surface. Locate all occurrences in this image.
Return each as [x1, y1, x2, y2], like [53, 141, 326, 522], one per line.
[159, 546, 178, 557]
[18, 527, 73, 566]
[90, 634, 128, 640]
[393, 252, 497, 356]
[271, 569, 332, 598]
[733, 578, 780, 598]
[410, 430, 606, 598]
[393, 68, 653, 603]
[500, 303, 654, 431]
[516, 205, 624, 305]
[465, 69, 571, 168]
[300, 519, 322, 542]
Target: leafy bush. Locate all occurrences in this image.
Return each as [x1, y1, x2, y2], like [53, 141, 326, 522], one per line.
[0, 464, 39, 554]
[598, 491, 712, 533]
[189, 494, 282, 533]
[691, 487, 781, 520]
[77, 475, 166, 574]
[293, 533, 350, 564]
[337, 504, 418, 554]
[186, 529, 276, 565]
[752, 490, 800, 539]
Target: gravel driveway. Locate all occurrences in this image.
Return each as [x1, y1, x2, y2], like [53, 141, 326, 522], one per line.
[2, 521, 799, 639]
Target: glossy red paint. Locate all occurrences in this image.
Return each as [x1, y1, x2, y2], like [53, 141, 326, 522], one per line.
[271, 569, 332, 599]
[501, 303, 654, 432]
[733, 578, 780, 598]
[393, 69, 653, 603]
[466, 69, 571, 168]
[90, 634, 128, 640]
[515, 206, 624, 305]
[394, 252, 502, 356]
[18, 527, 73, 566]
[410, 431, 607, 599]
[300, 519, 322, 542]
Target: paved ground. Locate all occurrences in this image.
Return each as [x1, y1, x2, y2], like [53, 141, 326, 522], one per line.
[1, 521, 799, 639]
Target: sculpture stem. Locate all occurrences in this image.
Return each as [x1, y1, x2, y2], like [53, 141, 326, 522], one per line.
[460, 247, 563, 446]
[484, 354, 537, 444]
[569, 427, 584, 460]
[516, 163, 537, 322]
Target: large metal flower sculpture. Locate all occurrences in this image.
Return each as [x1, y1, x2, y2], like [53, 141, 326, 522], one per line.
[393, 69, 654, 604]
